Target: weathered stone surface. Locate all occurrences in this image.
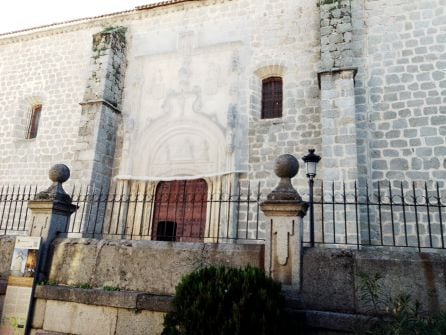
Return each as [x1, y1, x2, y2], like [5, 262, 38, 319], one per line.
[116, 309, 165, 335]
[35, 286, 139, 309]
[48, 238, 264, 295]
[0, 235, 15, 277]
[302, 248, 355, 313]
[302, 248, 446, 315]
[43, 300, 118, 335]
[32, 299, 47, 329]
[136, 294, 173, 313]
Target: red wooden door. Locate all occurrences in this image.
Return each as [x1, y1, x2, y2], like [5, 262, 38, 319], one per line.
[152, 179, 207, 242]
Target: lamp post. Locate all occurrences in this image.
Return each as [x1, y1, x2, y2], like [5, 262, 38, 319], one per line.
[302, 149, 321, 247]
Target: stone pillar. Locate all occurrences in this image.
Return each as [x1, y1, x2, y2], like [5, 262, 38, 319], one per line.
[28, 164, 77, 280]
[319, 0, 359, 185]
[319, 69, 358, 183]
[73, 26, 127, 193]
[260, 155, 308, 291]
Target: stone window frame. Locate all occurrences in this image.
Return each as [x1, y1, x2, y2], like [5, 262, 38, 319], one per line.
[26, 103, 42, 139]
[253, 64, 287, 122]
[12, 96, 44, 141]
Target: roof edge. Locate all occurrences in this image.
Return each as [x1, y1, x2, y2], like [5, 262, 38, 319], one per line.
[0, 0, 197, 38]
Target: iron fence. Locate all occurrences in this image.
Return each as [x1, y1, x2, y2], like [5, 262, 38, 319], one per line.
[0, 182, 264, 243]
[0, 185, 36, 235]
[303, 181, 446, 251]
[1, 181, 446, 251]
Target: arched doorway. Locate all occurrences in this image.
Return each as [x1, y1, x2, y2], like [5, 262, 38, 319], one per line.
[152, 179, 208, 242]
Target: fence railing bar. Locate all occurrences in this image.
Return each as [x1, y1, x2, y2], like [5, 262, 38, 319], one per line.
[354, 181, 359, 250]
[366, 182, 371, 245]
[87, 188, 97, 235]
[377, 182, 383, 246]
[115, 183, 124, 236]
[0, 185, 6, 232]
[388, 182, 396, 247]
[321, 182, 325, 244]
[332, 182, 335, 244]
[226, 183, 232, 240]
[6, 185, 14, 232]
[130, 183, 139, 238]
[413, 182, 421, 252]
[17, 185, 27, 231]
[178, 182, 185, 241]
[207, 182, 214, 239]
[217, 185, 223, 243]
[401, 182, 408, 247]
[256, 182, 261, 240]
[11, 185, 20, 231]
[245, 182, 251, 240]
[424, 182, 433, 248]
[199, 186, 206, 238]
[437, 182, 444, 249]
[107, 183, 116, 235]
[343, 182, 347, 245]
[68, 185, 77, 233]
[92, 184, 103, 238]
[123, 183, 131, 237]
[147, 184, 156, 239]
[235, 181, 241, 240]
[139, 183, 148, 238]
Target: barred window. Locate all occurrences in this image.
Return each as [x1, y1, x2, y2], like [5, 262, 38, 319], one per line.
[261, 77, 282, 119]
[27, 104, 42, 139]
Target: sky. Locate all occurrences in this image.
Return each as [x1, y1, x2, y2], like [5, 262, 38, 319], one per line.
[0, 0, 158, 34]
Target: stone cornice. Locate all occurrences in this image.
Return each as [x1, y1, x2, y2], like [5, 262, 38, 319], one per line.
[0, 0, 226, 46]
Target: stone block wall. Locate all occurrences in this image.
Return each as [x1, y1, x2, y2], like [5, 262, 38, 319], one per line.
[245, 0, 321, 192]
[320, 0, 353, 70]
[0, 29, 96, 186]
[302, 248, 446, 315]
[48, 238, 264, 294]
[352, 0, 446, 185]
[31, 288, 167, 335]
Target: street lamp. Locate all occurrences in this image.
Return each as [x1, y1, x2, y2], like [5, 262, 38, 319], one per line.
[302, 149, 321, 247]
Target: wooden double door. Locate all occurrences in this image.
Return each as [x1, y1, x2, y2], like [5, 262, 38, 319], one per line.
[152, 179, 208, 242]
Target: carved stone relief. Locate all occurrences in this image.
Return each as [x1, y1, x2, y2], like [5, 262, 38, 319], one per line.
[120, 32, 246, 178]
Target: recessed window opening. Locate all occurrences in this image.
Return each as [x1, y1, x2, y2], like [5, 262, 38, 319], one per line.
[27, 104, 42, 139]
[261, 77, 283, 119]
[156, 221, 177, 241]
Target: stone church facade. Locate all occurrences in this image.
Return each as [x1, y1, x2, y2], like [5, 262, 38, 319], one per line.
[0, 0, 445, 195]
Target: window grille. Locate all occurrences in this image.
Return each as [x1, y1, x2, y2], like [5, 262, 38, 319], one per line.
[261, 77, 282, 119]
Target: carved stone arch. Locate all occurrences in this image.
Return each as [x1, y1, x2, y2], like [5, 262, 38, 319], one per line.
[254, 64, 287, 80]
[134, 117, 227, 178]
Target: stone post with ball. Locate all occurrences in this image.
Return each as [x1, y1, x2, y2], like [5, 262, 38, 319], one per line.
[27, 164, 78, 281]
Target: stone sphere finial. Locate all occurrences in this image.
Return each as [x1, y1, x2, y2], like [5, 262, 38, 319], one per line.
[274, 154, 299, 179]
[48, 164, 70, 184]
[267, 154, 302, 202]
[34, 164, 72, 203]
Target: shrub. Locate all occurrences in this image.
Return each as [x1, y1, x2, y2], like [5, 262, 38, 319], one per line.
[162, 265, 288, 335]
[354, 272, 446, 335]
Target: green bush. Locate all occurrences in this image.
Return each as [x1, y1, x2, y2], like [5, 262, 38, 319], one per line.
[354, 272, 446, 335]
[162, 265, 288, 335]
